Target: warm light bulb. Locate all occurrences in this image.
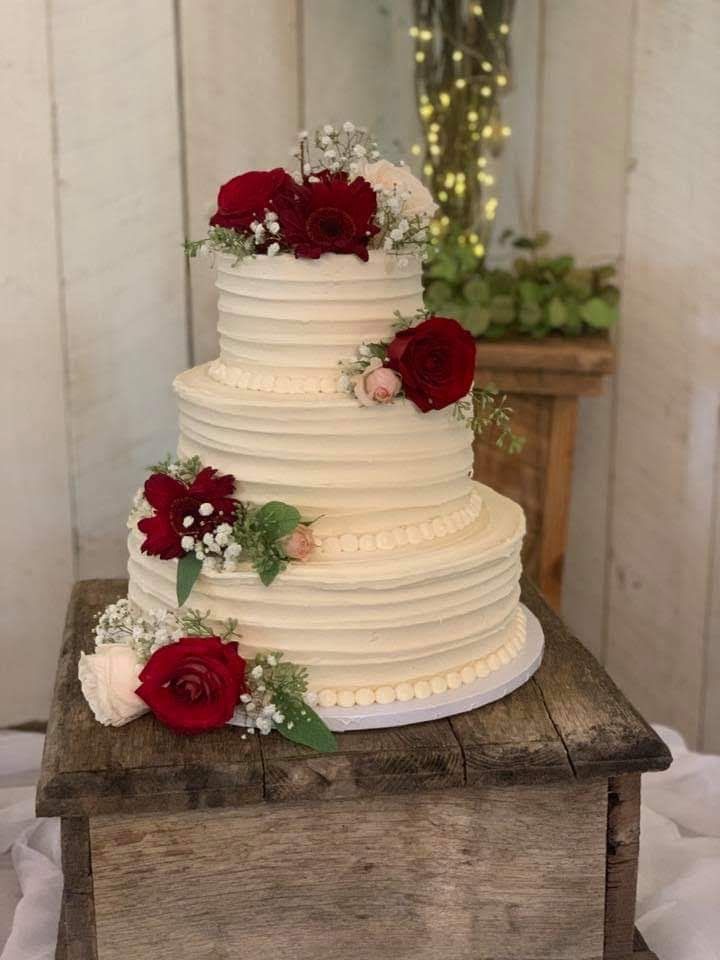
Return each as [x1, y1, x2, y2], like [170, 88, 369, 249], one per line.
[420, 28, 433, 41]
[496, 74, 508, 87]
[455, 78, 467, 89]
[502, 125, 512, 137]
[482, 124, 493, 138]
[439, 91, 451, 107]
[472, 4, 483, 15]
[482, 60, 492, 72]
[444, 172, 456, 187]
[455, 181, 466, 196]
[473, 242, 486, 257]
[427, 131, 438, 144]
[420, 93, 429, 104]
[415, 51, 426, 63]
[409, 26, 419, 37]
[430, 122, 440, 132]
[430, 223, 441, 236]
[438, 190, 448, 202]
[484, 174, 495, 185]
[423, 163, 433, 176]
[481, 85, 492, 97]
[410, 143, 422, 156]
[419, 103, 434, 119]
[477, 156, 487, 167]
[499, 23, 510, 35]
[471, 131, 481, 141]
[440, 215, 450, 226]
[458, 235, 467, 245]
[452, 50, 463, 62]
[430, 144, 441, 156]
[467, 110, 479, 122]
[469, 232, 479, 244]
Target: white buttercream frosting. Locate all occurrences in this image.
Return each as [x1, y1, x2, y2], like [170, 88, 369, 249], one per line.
[212, 250, 423, 390]
[126, 251, 527, 707]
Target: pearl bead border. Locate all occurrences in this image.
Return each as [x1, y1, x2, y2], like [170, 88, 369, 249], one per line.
[312, 493, 484, 555]
[313, 608, 526, 709]
[208, 359, 342, 395]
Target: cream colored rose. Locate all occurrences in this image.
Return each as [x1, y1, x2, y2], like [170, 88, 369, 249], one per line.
[360, 159, 438, 219]
[78, 644, 147, 727]
[352, 357, 402, 406]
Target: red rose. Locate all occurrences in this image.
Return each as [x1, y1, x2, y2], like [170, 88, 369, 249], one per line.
[387, 315, 476, 413]
[138, 466, 238, 560]
[209, 167, 293, 232]
[136, 637, 247, 735]
[274, 171, 378, 261]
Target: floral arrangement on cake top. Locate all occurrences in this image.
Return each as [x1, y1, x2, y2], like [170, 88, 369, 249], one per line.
[79, 601, 336, 751]
[184, 122, 438, 263]
[340, 309, 524, 452]
[132, 455, 316, 604]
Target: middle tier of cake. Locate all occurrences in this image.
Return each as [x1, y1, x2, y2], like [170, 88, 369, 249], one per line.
[175, 361, 478, 550]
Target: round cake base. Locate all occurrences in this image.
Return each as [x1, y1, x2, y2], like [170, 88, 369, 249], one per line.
[317, 603, 544, 732]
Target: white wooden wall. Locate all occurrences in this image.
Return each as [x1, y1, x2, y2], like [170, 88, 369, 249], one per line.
[2, 0, 719, 748]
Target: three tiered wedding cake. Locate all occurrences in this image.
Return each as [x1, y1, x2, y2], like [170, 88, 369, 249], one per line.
[79, 123, 533, 750]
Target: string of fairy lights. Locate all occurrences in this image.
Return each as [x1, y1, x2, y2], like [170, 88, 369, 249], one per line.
[409, 0, 515, 257]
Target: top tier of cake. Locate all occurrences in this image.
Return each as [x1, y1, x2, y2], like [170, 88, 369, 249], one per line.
[174, 251, 479, 552]
[207, 250, 423, 394]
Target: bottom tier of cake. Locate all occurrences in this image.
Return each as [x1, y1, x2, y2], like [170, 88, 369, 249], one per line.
[127, 482, 526, 708]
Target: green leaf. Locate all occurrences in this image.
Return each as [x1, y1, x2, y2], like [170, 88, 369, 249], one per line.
[177, 553, 203, 606]
[547, 297, 568, 328]
[547, 255, 574, 277]
[425, 279, 453, 310]
[519, 302, 542, 327]
[490, 294, 515, 325]
[255, 501, 301, 541]
[255, 555, 284, 587]
[463, 305, 491, 336]
[462, 277, 490, 304]
[275, 696, 337, 753]
[579, 297, 618, 329]
[518, 280, 541, 304]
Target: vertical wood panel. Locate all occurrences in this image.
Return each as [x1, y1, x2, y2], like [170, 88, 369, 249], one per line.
[702, 425, 720, 750]
[49, 0, 187, 579]
[607, 0, 720, 742]
[536, 0, 635, 658]
[491, 0, 540, 255]
[302, 0, 420, 162]
[180, 0, 301, 364]
[1, 0, 75, 723]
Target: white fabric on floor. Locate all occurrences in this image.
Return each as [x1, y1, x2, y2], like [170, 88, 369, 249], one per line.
[0, 726, 718, 959]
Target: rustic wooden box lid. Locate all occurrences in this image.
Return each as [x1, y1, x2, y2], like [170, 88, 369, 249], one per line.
[37, 577, 670, 818]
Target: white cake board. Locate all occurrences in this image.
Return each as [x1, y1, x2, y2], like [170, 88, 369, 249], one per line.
[316, 603, 544, 732]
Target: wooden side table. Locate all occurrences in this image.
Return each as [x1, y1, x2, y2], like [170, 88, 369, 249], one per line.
[39, 577, 668, 960]
[474, 335, 615, 610]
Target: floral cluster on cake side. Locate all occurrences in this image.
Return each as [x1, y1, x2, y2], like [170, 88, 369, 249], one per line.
[185, 122, 438, 263]
[79, 601, 335, 750]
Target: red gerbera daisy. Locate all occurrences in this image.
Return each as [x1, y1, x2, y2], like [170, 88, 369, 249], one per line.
[138, 466, 238, 560]
[274, 171, 379, 261]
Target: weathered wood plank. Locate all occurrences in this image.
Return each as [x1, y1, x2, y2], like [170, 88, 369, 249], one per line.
[604, 775, 641, 960]
[61, 889, 97, 960]
[48, 0, 188, 580]
[535, 1, 634, 662]
[37, 580, 264, 818]
[0, 0, 75, 726]
[524, 580, 672, 777]
[476, 336, 615, 375]
[179, 0, 300, 363]
[261, 719, 463, 802]
[449, 676, 572, 784]
[605, 0, 720, 745]
[90, 783, 608, 960]
[61, 819, 93, 896]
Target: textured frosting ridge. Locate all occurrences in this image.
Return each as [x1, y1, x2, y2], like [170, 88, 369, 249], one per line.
[212, 250, 423, 390]
[127, 251, 527, 710]
[174, 362, 475, 537]
[128, 483, 526, 696]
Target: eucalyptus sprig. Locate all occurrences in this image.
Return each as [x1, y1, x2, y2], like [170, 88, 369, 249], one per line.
[232, 501, 303, 587]
[179, 609, 240, 642]
[148, 454, 203, 486]
[425, 230, 619, 339]
[184, 226, 259, 264]
[454, 386, 525, 453]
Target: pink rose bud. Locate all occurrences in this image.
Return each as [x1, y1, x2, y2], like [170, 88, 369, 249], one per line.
[282, 524, 315, 562]
[352, 358, 402, 407]
[364, 366, 402, 404]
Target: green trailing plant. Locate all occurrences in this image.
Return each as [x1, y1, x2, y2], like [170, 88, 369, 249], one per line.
[424, 230, 619, 339]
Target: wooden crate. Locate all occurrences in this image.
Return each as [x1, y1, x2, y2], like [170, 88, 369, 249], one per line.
[474, 335, 615, 610]
[39, 578, 668, 960]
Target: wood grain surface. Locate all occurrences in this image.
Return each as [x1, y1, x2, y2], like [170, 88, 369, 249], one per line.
[89, 783, 607, 960]
[37, 578, 670, 818]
